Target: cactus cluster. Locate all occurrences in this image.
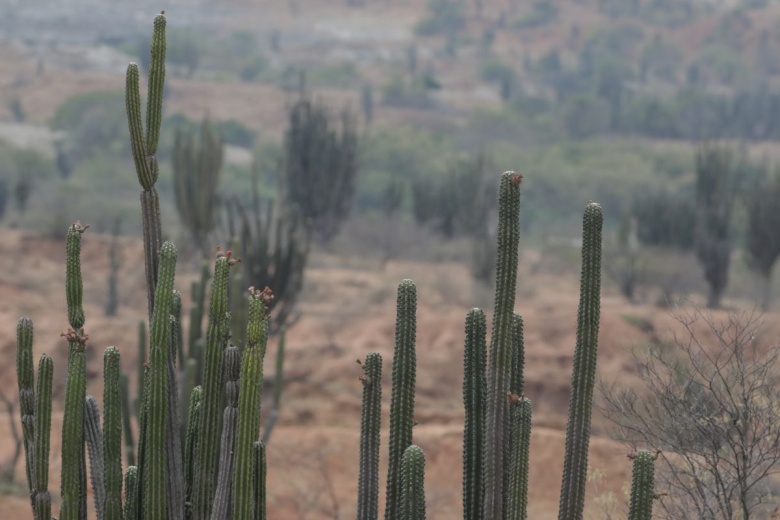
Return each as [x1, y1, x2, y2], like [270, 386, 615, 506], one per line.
[13, 12, 658, 520]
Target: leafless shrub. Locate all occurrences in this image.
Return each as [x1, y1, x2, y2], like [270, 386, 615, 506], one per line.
[600, 309, 780, 519]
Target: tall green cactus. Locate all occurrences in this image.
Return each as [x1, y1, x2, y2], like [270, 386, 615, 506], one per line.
[211, 344, 241, 520]
[627, 451, 657, 520]
[357, 352, 383, 520]
[557, 203, 603, 520]
[193, 248, 236, 520]
[104, 347, 123, 520]
[506, 396, 531, 520]
[167, 290, 185, 520]
[16, 316, 35, 510]
[61, 221, 89, 520]
[144, 241, 178, 520]
[233, 288, 271, 520]
[126, 12, 166, 321]
[34, 354, 53, 520]
[483, 173, 522, 520]
[400, 445, 426, 520]
[84, 395, 105, 520]
[462, 308, 486, 520]
[385, 279, 417, 520]
[253, 442, 267, 520]
[184, 386, 202, 520]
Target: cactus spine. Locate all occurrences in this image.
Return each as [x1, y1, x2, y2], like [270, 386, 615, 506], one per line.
[557, 203, 603, 520]
[506, 396, 531, 520]
[483, 173, 522, 520]
[144, 241, 178, 520]
[627, 451, 657, 520]
[385, 279, 417, 520]
[61, 221, 89, 520]
[85, 395, 106, 520]
[462, 308, 486, 520]
[104, 347, 123, 520]
[193, 249, 235, 520]
[34, 354, 53, 520]
[16, 316, 35, 510]
[357, 352, 383, 520]
[211, 344, 241, 520]
[233, 289, 271, 520]
[400, 445, 426, 520]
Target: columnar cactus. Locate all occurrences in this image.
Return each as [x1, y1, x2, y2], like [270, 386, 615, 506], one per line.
[184, 386, 202, 520]
[400, 445, 426, 520]
[104, 347, 123, 520]
[193, 249, 235, 520]
[84, 395, 106, 520]
[211, 344, 241, 520]
[462, 308, 486, 520]
[61, 221, 89, 520]
[253, 442, 267, 520]
[509, 314, 524, 397]
[557, 203, 603, 520]
[167, 291, 185, 520]
[627, 451, 657, 520]
[119, 373, 136, 467]
[124, 466, 139, 520]
[357, 352, 383, 520]
[483, 173, 522, 520]
[385, 279, 417, 520]
[233, 288, 271, 520]
[34, 354, 53, 520]
[506, 396, 531, 520]
[126, 12, 166, 321]
[172, 118, 224, 256]
[16, 316, 35, 509]
[144, 241, 178, 520]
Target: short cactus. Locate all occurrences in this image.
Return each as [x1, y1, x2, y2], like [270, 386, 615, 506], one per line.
[16, 316, 35, 510]
[357, 352, 383, 520]
[34, 354, 53, 520]
[104, 347, 123, 520]
[506, 396, 531, 520]
[400, 445, 426, 520]
[84, 395, 106, 520]
[627, 451, 657, 520]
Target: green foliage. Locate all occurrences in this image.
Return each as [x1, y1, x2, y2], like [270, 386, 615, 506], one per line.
[633, 190, 695, 250]
[694, 144, 738, 308]
[52, 91, 128, 162]
[381, 74, 435, 110]
[415, 0, 466, 36]
[510, 1, 558, 29]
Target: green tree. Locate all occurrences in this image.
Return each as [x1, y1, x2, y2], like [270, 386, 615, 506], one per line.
[694, 144, 738, 308]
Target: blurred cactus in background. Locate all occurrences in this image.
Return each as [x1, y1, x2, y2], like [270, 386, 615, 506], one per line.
[281, 93, 359, 243]
[173, 117, 224, 258]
